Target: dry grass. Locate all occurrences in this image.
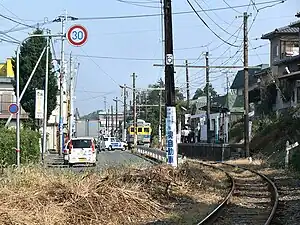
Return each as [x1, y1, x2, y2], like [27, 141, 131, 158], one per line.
[0, 162, 230, 225]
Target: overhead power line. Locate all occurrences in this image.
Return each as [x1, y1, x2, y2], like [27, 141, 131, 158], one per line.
[187, 0, 239, 47]
[75, 0, 286, 21]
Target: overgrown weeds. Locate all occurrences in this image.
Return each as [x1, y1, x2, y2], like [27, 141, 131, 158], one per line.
[0, 162, 228, 225]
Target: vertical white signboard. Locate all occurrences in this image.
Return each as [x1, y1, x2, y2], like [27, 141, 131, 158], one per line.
[35, 89, 44, 119]
[166, 106, 177, 167]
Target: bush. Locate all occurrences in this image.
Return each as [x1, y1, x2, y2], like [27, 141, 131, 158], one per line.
[0, 127, 41, 166]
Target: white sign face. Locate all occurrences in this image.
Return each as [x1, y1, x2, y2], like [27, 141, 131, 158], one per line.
[165, 106, 177, 167]
[166, 54, 174, 65]
[35, 89, 44, 119]
[67, 24, 88, 47]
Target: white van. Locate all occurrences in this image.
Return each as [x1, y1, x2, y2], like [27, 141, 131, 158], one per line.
[66, 137, 97, 167]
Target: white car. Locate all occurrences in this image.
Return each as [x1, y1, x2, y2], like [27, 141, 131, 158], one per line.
[104, 137, 127, 151]
[64, 137, 97, 167]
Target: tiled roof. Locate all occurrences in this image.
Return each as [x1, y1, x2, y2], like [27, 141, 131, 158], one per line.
[273, 55, 300, 66]
[230, 64, 269, 89]
[261, 25, 299, 39]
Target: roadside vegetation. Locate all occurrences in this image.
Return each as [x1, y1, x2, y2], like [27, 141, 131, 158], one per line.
[0, 162, 230, 225]
[0, 126, 40, 167]
[229, 107, 300, 171]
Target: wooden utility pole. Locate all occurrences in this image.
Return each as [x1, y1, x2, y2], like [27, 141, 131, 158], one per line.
[158, 78, 163, 149]
[132, 73, 137, 147]
[243, 12, 250, 158]
[104, 97, 107, 135]
[113, 97, 118, 137]
[205, 52, 211, 143]
[111, 105, 114, 137]
[185, 59, 190, 109]
[123, 84, 127, 142]
[164, 0, 177, 167]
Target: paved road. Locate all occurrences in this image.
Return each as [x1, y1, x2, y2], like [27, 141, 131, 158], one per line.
[45, 150, 153, 173]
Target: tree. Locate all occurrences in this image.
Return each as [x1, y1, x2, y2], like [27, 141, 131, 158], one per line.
[192, 84, 218, 100]
[135, 79, 185, 138]
[12, 29, 58, 123]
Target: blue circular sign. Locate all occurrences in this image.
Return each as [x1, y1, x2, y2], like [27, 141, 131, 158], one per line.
[9, 103, 19, 114]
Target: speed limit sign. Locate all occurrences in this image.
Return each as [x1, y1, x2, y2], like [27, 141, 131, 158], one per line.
[166, 54, 174, 65]
[67, 24, 88, 47]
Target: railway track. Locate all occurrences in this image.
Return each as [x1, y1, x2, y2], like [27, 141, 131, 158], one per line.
[197, 162, 279, 225]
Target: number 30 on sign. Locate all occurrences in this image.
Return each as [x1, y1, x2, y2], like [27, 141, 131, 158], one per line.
[67, 24, 88, 47]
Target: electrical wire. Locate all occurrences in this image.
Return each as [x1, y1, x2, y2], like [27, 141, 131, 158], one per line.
[116, 0, 160, 8]
[222, 0, 242, 14]
[80, 48, 119, 86]
[75, 0, 286, 21]
[193, 0, 242, 39]
[187, 0, 239, 47]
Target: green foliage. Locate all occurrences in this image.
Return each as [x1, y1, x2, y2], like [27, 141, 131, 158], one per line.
[250, 110, 300, 171]
[136, 78, 185, 139]
[192, 84, 218, 100]
[0, 127, 41, 166]
[256, 83, 277, 115]
[12, 29, 58, 123]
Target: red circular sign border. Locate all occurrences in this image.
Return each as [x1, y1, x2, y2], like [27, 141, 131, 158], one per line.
[8, 103, 19, 114]
[67, 24, 88, 47]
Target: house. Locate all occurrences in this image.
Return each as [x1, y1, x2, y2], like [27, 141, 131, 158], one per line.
[260, 13, 300, 113]
[0, 58, 28, 124]
[188, 96, 230, 143]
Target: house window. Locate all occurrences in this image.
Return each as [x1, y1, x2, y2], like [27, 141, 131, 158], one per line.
[273, 44, 279, 57]
[281, 41, 299, 58]
[297, 87, 300, 103]
[211, 119, 216, 131]
[0, 94, 2, 113]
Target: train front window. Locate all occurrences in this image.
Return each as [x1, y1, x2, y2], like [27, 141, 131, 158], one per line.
[138, 128, 142, 132]
[144, 128, 149, 133]
[130, 127, 134, 132]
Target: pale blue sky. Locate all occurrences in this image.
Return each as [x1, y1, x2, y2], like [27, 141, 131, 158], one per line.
[0, 0, 299, 115]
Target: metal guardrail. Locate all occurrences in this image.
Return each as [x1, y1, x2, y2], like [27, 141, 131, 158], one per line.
[136, 146, 167, 162]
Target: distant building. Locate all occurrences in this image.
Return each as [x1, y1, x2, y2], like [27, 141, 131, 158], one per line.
[0, 58, 28, 124]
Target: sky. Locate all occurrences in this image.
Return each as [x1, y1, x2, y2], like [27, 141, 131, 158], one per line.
[0, 0, 299, 115]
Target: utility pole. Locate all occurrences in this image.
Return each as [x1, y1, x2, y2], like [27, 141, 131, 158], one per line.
[113, 97, 118, 138]
[158, 79, 162, 149]
[123, 84, 127, 142]
[226, 74, 229, 108]
[107, 108, 110, 136]
[132, 73, 137, 147]
[243, 12, 250, 158]
[68, 52, 74, 140]
[42, 36, 50, 162]
[164, 0, 177, 167]
[111, 105, 114, 137]
[205, 52, 211, 143]
[185, 59, 190, 109]
[104, 97, 107, 135]
[58, 11, 67, 155]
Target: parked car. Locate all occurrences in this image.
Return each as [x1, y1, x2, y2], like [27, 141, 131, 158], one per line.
[104, 137, 127, 151]
[64, 137, 97, 167]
